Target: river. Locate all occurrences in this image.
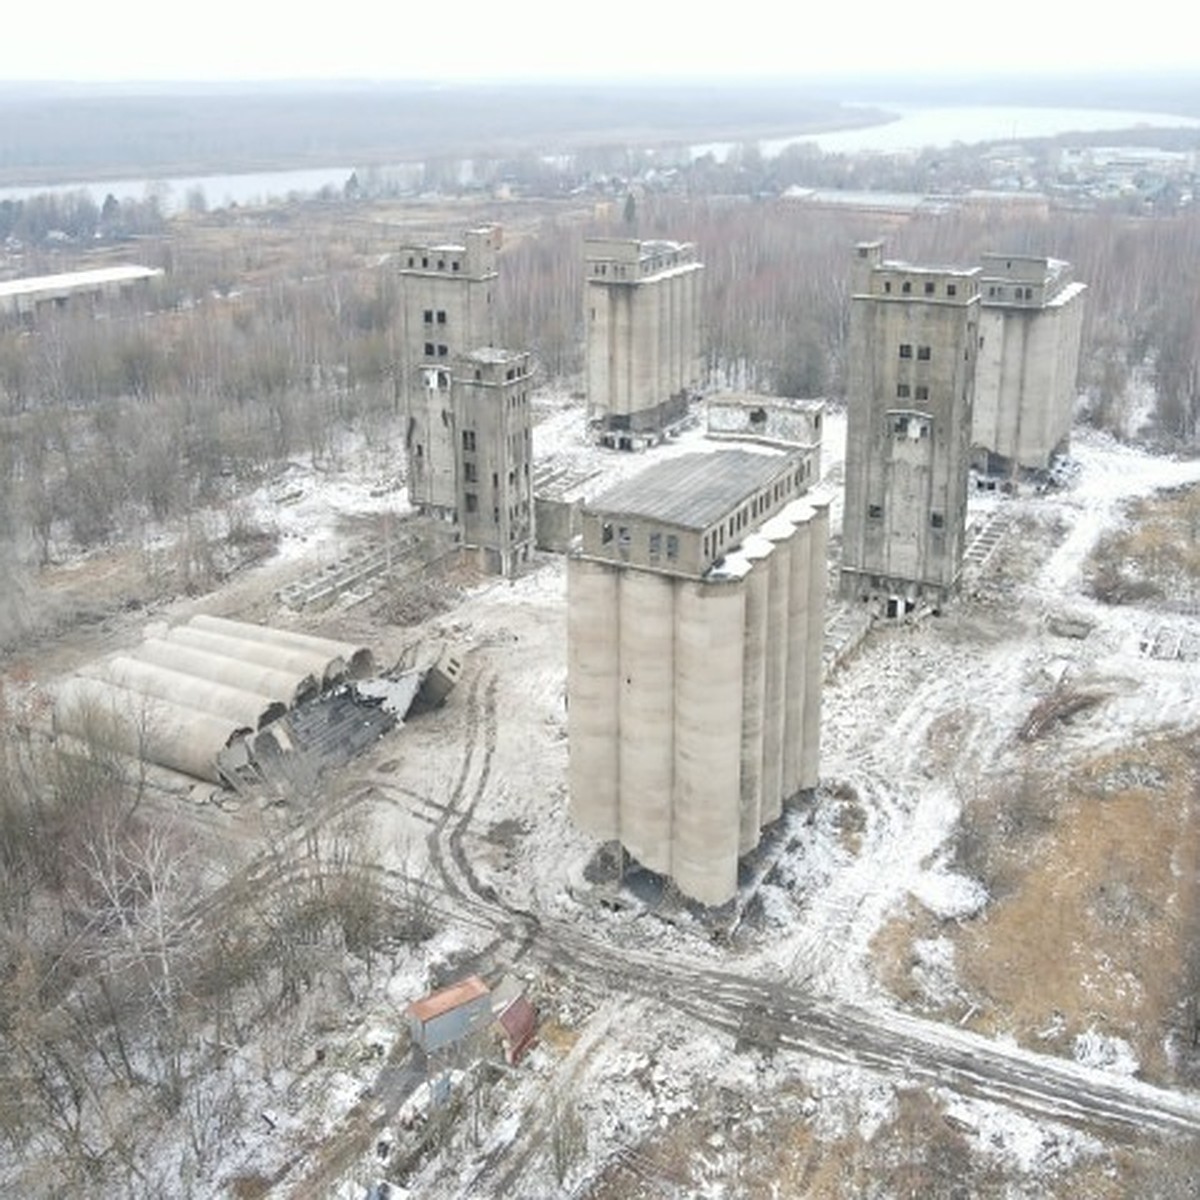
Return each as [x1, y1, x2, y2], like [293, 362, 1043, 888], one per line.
[2, 103, 1196, 211]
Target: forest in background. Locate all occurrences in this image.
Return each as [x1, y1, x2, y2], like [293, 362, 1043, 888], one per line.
[0, 191, 1198, 602]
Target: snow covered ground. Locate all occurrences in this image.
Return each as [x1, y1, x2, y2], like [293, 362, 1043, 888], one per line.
[18, 390, 1200, 1197]
[283, 405, 1200, 1196]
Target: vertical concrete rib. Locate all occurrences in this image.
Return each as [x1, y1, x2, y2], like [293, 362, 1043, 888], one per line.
[782, 502, 813, 801]
[567, 559, 620, 839]
[618, 569, 675, 875]
[739, 537, 774, 852]
[674, 577, 746, 907]
[759, 515, 795, 824]
[801, 497, 830, 791]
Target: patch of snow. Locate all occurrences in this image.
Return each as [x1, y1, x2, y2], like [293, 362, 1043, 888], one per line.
[1073, 1028, 1139, 1077]
[909, 866, 988, 921]
[911, 936, 960, 1007]
[938, 1090, 1104, 1175]
[799, 1057, 897, 1142]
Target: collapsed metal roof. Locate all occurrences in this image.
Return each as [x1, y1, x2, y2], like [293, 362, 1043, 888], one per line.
[53, 615, 397, 788]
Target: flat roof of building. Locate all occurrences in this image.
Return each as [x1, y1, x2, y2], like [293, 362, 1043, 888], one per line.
[406, 975, 490, 1023]
[878, 260, 981, 278]
[460, 346, 527, 365]
[0, 265, 162, 299]
[709, 392, 825, 412]
[584, 235, 697, 262]
[586, 449, 791, 530]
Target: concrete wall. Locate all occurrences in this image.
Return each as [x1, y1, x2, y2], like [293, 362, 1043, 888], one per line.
[707, 397, 825, 466]
[534, 495, 578, 553]
[406, 367, 459, 518]
[841, 245, 980, 604]
[973, 277, 1086, 471]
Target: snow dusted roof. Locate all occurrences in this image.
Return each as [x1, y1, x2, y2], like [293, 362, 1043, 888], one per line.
[0, 264, 162, 298]
[586, 449, 792, 530]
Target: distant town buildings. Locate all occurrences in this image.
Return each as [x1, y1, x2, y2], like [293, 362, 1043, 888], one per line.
[397, 225, 533, 573]
[972, 253, 1087, 473]
[584, 236, 704, 448]
[841, 241, 980, 611]
[567, 449, 827, 907]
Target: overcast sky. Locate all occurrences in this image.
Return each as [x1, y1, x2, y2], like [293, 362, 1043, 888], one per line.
[2, 0, 1194, 83]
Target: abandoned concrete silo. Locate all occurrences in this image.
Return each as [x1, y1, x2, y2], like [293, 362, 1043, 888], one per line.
[567, 449, 829, 907]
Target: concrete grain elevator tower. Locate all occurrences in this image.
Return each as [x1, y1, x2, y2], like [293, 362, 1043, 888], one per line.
[567, 449, 827, 907]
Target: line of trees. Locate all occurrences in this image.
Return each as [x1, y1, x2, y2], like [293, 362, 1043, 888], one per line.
[0, 190, 166, 246]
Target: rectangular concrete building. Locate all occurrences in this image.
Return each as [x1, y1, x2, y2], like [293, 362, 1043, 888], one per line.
[568, 449, 828, 907]
[707, 394, 824, 472]
[453, 348, 535, 574]
[972, 253, 1087, 474]
[584, 237, 703, 446]
[841, 242, 980, 609]
[399, 226, 502, 520]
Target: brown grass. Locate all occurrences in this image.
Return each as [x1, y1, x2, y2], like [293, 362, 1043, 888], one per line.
[953, 736, 1198, 1083]
[1086, 484, 1200, 606]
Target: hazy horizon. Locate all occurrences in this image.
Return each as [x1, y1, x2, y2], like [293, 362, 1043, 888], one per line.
[6, 0, 1200, 86]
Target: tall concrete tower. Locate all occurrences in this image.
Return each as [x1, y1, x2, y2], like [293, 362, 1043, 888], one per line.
[453, 348, 535, 574]
[568, 449, 827, 907]
[840, 241, 981, 610]
[972, 253, 1087, 474]
[399, 226, 502, 519]
[584, 237, 704, 448]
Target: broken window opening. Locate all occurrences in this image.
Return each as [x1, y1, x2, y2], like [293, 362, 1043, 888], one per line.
[601, 522, 614, 544]
[930, 512, 945, 529]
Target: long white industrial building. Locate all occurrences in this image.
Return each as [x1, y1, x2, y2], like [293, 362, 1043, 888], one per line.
[567, 450, 828, 907]
[0, 265, 163, 320]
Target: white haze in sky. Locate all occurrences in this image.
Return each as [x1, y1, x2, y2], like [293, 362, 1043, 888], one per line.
[2, 0, 1194, 82]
